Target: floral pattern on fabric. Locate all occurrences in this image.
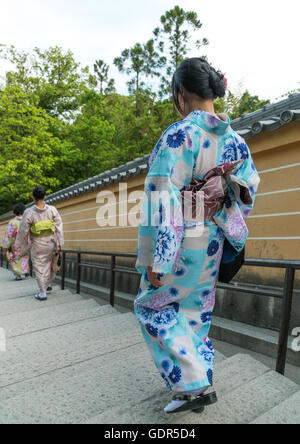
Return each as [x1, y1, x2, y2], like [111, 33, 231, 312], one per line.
[3, 217, 29, 277]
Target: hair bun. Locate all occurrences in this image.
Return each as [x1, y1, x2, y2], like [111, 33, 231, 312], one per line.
[209, 69, 226, 99]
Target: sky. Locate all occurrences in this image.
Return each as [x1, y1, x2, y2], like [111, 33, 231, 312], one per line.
[0, 0, 299, 102]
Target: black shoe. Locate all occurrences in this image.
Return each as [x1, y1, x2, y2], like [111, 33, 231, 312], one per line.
[46, 287, 53, 292]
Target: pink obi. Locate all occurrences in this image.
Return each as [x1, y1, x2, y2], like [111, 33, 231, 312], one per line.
[181, 160, 252, 222]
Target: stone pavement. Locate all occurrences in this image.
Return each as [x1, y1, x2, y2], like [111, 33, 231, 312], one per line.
[0, 268, 299, 424]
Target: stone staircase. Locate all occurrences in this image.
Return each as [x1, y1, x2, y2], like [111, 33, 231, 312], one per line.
[0, 268, 299, 424]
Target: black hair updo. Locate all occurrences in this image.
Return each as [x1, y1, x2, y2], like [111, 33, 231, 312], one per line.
[32, 186, 46, 201]
[13, 203, 26, 216]
[172, 58, 227, 113]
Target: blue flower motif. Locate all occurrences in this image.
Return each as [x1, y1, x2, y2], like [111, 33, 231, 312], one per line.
[211, 270, 218, 278]
[207, 369, 213, 386]
[146, 323, 158, 338]
[207, 240, 219, 257]
[179, 348, 187, 356]
[221, 141, 238, 163]
[169, 366, 182, 384]
[161, 372, 173, 391]
[203, 138, 212, 149]
[159, 328, 168, 338]
[169, 287, 179, 298]
[201, 312, 212, 324]
[161, 359, 171, 372]
[238, 142, 249, 160]
[200, 350, 214, 364]
[167, 129, 186, 149]
[206, 339, 214, 350]
[173, 266, 187, 277]
[202, 290, 211, 298]
[189, 320, 198, 328]
[147, 182, 157, 192]
[149, 138, 163, 167]
[155, 227, 177, 266]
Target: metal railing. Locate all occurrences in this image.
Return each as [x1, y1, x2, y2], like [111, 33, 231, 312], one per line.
[1, 247, 299, 376]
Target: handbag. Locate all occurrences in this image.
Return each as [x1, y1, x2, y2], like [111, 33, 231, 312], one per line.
[219, 239, 245, 284]
[51, 253, 61, 274]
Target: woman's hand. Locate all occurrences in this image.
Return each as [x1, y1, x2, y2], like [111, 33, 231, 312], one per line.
[147, 266, 164, 288]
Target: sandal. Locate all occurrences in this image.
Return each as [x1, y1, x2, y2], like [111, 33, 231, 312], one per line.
[166, 391, 218, 414]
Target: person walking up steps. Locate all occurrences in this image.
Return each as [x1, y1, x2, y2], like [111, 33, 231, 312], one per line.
[2, 203, 30, 281]
[17, 187, 64, 301]
[135, 58, 260, 414]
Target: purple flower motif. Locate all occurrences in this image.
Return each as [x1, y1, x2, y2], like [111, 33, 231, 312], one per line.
[167, 129, 186, 149]
[169, 366, 182, 384]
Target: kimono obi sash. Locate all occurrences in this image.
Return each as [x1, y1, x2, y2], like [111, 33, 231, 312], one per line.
[181, 160, 253, 222]
[30, 220, 55, 238]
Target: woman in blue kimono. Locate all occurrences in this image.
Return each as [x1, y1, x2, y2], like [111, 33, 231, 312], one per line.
[135, 58, 260, 414]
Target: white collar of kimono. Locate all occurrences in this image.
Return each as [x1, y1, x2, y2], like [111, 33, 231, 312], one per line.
[186, 110, 231, 135]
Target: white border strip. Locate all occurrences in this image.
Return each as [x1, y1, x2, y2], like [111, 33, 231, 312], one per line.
[248, 236, 300, 240]
[257, 187, 300, 197]
[64, 226, 138, 233]
[258, 163, 300, 174]
[249, 211, 300, 219]
[64, 239, 138, 242]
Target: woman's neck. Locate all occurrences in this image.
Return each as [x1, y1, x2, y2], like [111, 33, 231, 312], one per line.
[189, 100, 216, 116]
[36, 201, 45, 210]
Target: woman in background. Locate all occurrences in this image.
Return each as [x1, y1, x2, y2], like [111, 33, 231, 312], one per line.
[135, 58, 260, 414]
[3, 203, 30, 281]
[17, 187, 64, 301]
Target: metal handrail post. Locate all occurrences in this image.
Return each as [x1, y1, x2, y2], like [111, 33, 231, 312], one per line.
[61, 251, 66, 291]
[110, 255, 116, 307]
[276, 266, 296, 375]
[76, 252, 81, 294]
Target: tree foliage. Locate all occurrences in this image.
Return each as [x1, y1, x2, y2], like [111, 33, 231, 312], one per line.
[0, 6, 271, 214]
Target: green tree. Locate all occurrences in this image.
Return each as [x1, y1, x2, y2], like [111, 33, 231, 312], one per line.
[93, 59, 116, 95]
[114, 40, 165, 115]
[153, 5, 209, 97]
[0, 85, 60, 213]
[1, 45, 89, 120]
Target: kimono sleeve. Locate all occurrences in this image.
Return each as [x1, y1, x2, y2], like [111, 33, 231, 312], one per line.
[52, 207, 64, 248]
[136, 123, 196, 275]
[16, 210, 32, 255]
[3, 220, 17, 249]
[213, 135, 260, 253]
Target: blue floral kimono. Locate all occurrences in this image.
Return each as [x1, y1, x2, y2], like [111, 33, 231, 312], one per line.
[135, 111, 260, 394]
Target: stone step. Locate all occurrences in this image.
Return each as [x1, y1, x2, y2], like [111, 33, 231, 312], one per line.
[211, 315, 300, 367]
[0, 291, 83, 316]
[0, 299, 110, 338]
[0, 342, 225, 424]
[0, 282, 58, 301]
[250, 390, 300, 424]
[84, 353, 271, 424]
[1, 305, 122, 363]
[0, 312, 139, 387]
